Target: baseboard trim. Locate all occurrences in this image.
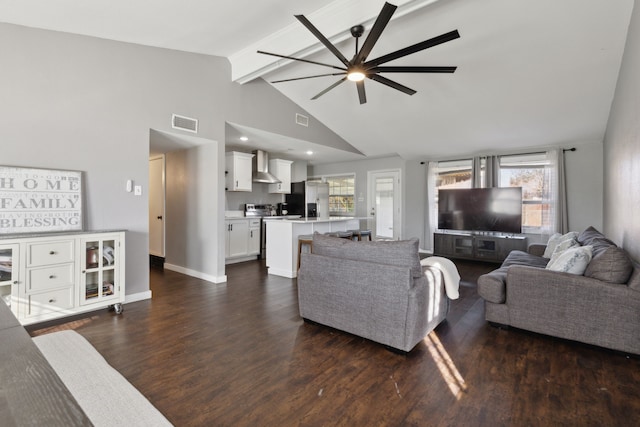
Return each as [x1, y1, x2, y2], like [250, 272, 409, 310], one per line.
[164, 263, 227, 284]
[125, 290, 152, 304]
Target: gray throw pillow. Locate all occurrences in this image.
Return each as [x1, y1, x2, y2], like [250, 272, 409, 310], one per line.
[584, 246, 634, 284]
[312, 233, 422, 278]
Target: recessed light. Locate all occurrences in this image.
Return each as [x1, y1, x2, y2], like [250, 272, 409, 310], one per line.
[240, 136, 248, 141]
[306, 150, 314, 156]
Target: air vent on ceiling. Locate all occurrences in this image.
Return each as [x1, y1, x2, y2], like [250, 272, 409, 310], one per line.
[295, 113, 309, 127]
[172, 114, 198, 133]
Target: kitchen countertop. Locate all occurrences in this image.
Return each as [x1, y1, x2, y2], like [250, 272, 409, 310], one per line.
[263, 216, 360, 224]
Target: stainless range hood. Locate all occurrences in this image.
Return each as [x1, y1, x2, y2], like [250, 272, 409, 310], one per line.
[252, 150, 281, 184]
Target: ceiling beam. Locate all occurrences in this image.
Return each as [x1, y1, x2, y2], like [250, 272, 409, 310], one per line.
[229, 0, 443, 84]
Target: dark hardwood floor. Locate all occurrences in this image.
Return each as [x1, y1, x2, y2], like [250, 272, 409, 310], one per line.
[28, 259, 640, 426]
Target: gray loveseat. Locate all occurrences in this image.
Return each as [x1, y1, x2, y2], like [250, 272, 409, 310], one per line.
[297, 233, 449, 352]
[478, 226, 640, 354]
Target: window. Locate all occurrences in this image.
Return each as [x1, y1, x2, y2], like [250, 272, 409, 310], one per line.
[499, 153, 551, 231]
[309, 174, 356, 216]
[435, 159, 473, 190]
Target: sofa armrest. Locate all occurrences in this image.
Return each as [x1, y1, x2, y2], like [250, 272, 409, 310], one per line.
[527, 243, 547, 257]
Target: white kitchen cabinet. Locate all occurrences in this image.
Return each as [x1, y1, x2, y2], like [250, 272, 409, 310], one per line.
[226, 219, 249, 259]
[247, 219, 261, 256]
[225, 151, 254, 192]
[0, 231, 125, 325]
[268, 159, 293, 194]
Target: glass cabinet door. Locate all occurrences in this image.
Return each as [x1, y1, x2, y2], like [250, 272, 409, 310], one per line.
[81, 238, 118, 305]
[0, 244, 19, 307]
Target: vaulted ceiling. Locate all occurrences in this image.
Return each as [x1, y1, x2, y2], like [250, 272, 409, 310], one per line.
[1, 0, 634, 161]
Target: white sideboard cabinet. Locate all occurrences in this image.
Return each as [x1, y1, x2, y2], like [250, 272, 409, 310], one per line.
[0, 230, 125, 325]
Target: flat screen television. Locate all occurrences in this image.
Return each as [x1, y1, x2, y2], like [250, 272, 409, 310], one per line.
[438, 187, 523, 234]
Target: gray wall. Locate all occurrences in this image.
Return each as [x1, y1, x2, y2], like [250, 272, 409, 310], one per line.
[310, 144, 604, 250]
[603, 0, 640, 262]
[1, 23, 351, 294]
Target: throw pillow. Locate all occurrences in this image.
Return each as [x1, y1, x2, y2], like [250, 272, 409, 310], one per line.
[584, 246, 634, 284]
[543, 231, 579, 258]
[546, 245, 593, 275]
[550, 237, 580, 256]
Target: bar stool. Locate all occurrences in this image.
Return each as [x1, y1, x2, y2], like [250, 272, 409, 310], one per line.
[324, 231, 353, 239]
[297, 234, 314, 270]
[348, 229, 372, 241]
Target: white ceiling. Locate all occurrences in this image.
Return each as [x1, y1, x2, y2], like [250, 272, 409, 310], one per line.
[2, 0, 634, 162]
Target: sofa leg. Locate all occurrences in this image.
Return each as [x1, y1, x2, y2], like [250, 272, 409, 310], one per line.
[384, 345, 408, 356]
[488, 321, 509, 330]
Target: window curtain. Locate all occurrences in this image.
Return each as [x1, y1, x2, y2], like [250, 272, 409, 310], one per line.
[425, 161, 438, 252]
[471, 156, 499, 188]
[484, 155, 500, 188]
[544, 149, 568, 235]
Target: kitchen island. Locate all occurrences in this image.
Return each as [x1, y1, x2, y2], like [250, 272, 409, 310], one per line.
[264, 217, 361, 278]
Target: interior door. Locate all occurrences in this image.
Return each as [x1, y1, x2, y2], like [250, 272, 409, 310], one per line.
[367, 170, 401, 240]
[149, 156, 165, 257]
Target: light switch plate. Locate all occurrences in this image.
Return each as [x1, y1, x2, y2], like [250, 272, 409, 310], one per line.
[126, 180, 132, 192]
[134, 185, 142, 196]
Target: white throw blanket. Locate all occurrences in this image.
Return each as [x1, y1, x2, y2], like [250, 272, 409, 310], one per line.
[420, 256, 460, 300]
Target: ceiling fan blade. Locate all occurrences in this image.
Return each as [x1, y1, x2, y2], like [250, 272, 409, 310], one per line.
[257, 50, 347, 71]
[368, 74, 416, 96]
[295, 14, 351, 67]
[365, 30, 460, 67]
[271, 73, 346, 83]
[353, 2, 397, 65]
[311, 77, 348, 100]
[372, 66, 457, 73]
[356, 80, 367, 104]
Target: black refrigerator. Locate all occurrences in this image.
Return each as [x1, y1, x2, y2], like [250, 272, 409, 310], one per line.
[285, 181, 329, 218]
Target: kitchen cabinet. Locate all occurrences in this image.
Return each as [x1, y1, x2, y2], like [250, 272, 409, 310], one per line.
[247, 218, 261, 256]
[226, 219, 249, 259]
[225, 151, 253, 192]
[0, 231, 125, 325]
[268, 159, 293, 194]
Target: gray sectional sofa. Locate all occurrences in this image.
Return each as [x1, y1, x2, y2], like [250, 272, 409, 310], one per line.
[478, 226, 640, 354]
[297, 233, 449, 353]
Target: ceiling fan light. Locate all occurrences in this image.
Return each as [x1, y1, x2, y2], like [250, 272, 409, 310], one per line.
[347, 71, 365, 82]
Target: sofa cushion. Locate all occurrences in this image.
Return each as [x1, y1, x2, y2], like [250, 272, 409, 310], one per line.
[312, 233, 423, 278]
[584, 246, 634, 284]
[545, 245, 593, 275]
[627, 267, 640, 290]
[577, 226, 615, 247]
[477, 266, 509, 303]
[502, 250, 549, 268]
[543, 231, 579, 258]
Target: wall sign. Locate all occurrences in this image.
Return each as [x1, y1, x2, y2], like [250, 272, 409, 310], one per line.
[0, 166, 84, 234]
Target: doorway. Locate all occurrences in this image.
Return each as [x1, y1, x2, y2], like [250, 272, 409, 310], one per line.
[149, 155, 165, 267]
[367, 169, 401, 240]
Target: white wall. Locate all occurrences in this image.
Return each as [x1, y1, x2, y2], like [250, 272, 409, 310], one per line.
[603, 0, 640, 262]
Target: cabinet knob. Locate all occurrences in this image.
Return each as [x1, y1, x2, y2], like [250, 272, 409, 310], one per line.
[48, 298, 56, 303]
[49, 275, 56, 279]
[49, 251, 56, 255]
[12, 280, 18, 285]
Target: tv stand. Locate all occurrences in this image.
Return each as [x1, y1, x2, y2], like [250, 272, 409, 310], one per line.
[433, 232, 527, 263]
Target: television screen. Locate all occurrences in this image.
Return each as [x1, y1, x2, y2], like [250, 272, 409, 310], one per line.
[438, 187, 523, 233]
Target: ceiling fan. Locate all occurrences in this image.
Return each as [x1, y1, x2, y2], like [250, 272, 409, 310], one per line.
[258, 2, 460, 104]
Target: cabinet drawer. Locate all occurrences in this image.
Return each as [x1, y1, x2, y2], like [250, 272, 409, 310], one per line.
[27, 287, 74, 317]
[27, 240, 74, 267]
[27, 264, 75, 292]
[249, 219, 261, 228]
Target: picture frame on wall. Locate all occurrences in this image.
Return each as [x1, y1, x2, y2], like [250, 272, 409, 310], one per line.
[0, 165, 84, 234]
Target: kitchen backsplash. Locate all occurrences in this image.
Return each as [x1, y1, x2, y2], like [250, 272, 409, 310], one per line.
[225, 182, 285, 211]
